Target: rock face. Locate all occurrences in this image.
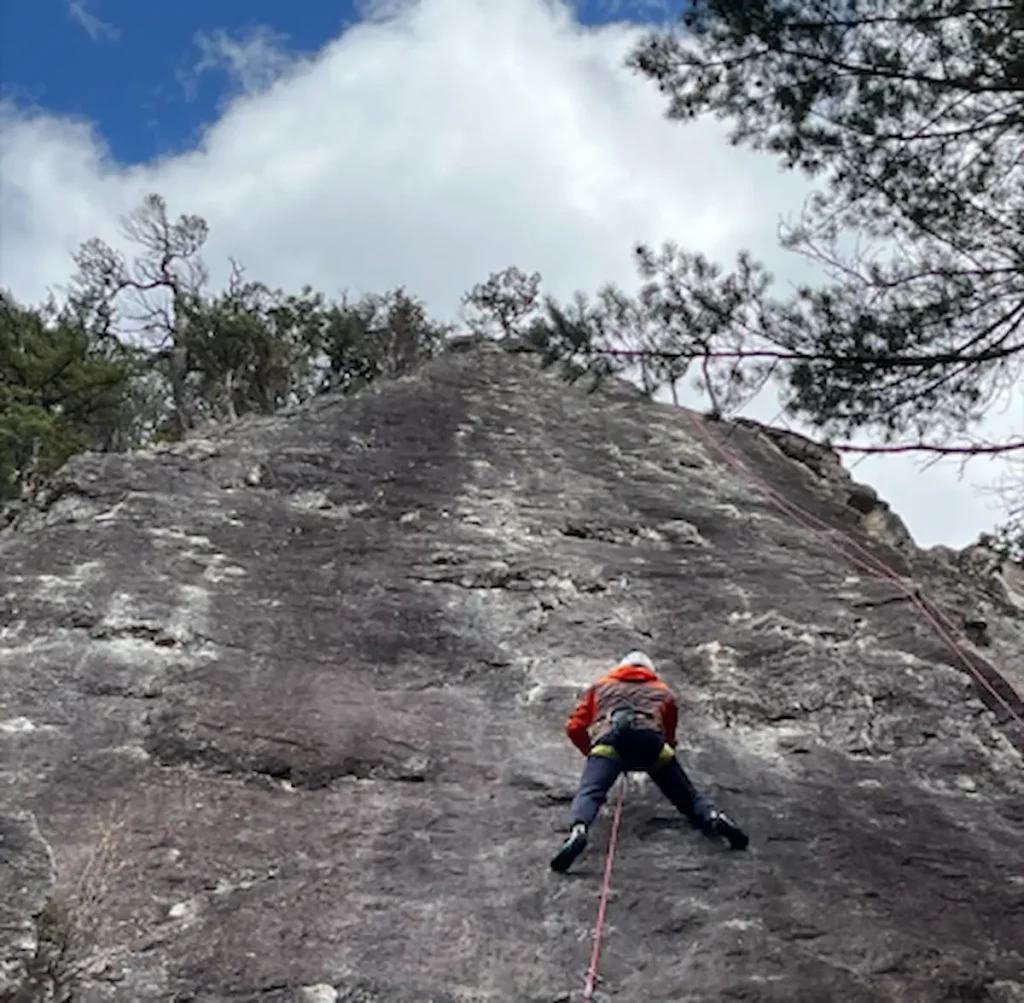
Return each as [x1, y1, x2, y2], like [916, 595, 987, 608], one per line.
[1, 341, 1023, 1002]
[0, 812, 54, 1000]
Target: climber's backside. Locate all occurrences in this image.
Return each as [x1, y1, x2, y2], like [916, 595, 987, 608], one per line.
[551, 650, 749, 873]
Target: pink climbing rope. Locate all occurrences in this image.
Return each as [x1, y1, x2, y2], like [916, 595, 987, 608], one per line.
[583, 776, 626, 1001]
[683, 410, 1024, 733]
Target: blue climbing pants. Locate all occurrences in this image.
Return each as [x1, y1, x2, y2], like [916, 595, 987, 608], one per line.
[569, 725, 714, 828]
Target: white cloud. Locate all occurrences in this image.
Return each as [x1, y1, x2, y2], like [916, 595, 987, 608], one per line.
[179, 26, 300, 104]
[0, 0, 1017, 550]
[67, 0, 121, 42]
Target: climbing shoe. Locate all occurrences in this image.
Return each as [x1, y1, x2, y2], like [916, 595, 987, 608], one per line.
[550, 823, 588, 873]
[707, 810, 749, 851]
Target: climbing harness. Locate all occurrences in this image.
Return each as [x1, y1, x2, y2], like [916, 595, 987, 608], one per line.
[583, 774, 627, 1002]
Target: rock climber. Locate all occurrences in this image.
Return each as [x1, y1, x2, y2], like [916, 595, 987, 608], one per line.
[550, 650, 749, 873]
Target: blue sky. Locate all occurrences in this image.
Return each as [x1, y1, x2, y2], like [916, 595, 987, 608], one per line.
[1, 0, 680, 165]
[2, 0, 1014, 548]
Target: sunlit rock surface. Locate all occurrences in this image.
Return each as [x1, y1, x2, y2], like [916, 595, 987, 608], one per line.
[2, 341, 1022, 1002]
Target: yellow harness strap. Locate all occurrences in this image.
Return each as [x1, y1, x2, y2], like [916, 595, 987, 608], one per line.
[590, 742, 675, 768]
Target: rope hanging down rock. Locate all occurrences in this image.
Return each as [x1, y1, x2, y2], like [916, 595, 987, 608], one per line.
[583, 775, 626, 1001]
[685, 410, 1024, 735]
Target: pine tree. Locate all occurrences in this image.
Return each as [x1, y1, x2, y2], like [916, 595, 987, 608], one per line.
[0, 292, 139, 501]
[536, 0, 1022, 552]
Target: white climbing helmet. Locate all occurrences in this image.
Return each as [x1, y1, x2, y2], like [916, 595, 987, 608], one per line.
[621, 650, 654, 671]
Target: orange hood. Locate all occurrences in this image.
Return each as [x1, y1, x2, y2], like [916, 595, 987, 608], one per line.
[604, 663, 661, 685]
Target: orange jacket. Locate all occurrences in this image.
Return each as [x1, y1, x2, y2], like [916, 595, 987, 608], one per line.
[565, 662, 679, 756]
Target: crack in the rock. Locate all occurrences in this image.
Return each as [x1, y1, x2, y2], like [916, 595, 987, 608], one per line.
[560, 518, 668, 547]
[853, 594, 919, 610]
[88, 622, 186, 647]
[409, 565, 606, 594]
[64, 619, 243, 653]
[143, 731, 431, 789]
[205, 981, 293, 1001]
